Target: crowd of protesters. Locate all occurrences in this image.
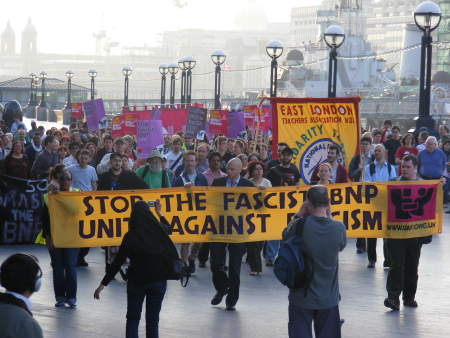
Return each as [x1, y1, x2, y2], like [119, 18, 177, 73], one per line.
[1, 103, 449, 338]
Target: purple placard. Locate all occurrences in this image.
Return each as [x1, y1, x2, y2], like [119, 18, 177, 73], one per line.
[136, 119, 163, 159]
[227, 110, 245, 138]
[83, 99, 106, 131]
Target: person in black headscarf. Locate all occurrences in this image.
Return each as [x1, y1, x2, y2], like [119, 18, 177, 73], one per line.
[94, 200, 178, 338]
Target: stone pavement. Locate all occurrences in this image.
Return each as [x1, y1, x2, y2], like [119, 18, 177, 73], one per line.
[1, 215, 449, 338]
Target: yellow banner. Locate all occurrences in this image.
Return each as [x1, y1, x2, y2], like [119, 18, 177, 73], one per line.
[48, 181, 442, 248]
[271, 97, 360, 184]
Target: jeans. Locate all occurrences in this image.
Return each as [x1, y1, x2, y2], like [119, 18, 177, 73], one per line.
[48, 248, 79, 303]
[444, 178, 450, 204]
[264, 240, 280, 262]
[126, 280, 167, 338]
[288, 303, 341, 338]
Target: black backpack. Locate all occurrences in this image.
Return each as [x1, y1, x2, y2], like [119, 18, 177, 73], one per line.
[369, 162, 394, 177]
[274, 217, 313, 293]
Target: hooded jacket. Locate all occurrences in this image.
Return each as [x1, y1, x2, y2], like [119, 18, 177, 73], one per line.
[101, 201, 178, 286]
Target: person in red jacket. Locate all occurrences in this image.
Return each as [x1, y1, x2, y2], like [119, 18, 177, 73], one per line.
[310, 144, 348, 184]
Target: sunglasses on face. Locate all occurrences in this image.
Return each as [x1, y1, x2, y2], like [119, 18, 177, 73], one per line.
[58, 176, 72, 181]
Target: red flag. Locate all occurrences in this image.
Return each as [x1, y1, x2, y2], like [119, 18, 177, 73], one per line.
[207, 110, 228, 135]
[71, 103, 83, 119]
[112, 115, 124, 138]
[123, 111, 137, 136]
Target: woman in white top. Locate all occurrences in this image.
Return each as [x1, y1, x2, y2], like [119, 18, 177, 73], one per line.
[248, 160, 272, 189]
[246, 161, 272, 276]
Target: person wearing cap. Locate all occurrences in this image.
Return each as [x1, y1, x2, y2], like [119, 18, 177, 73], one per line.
[135, 150, 172, 189]
[97, 138, 134, 175]
[264, 147, 301, 266]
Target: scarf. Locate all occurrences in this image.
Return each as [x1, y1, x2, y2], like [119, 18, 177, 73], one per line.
[31, 141, 42, 153]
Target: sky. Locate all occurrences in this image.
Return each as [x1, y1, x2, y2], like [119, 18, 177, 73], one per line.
[3, 0, 322, 54]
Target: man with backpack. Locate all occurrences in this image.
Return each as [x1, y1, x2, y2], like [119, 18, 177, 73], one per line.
[363, 144, 397, 268]
[173, 150, 208, 274]
[282, 186, 346, 338]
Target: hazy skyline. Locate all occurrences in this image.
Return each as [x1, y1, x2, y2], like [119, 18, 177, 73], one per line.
[4, 0, 321, 55]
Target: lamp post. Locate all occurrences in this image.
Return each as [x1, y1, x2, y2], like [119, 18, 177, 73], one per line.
[37, 71, 48, 121]
[159, 64, 168, 105]
[168, 63, 179, 106]
[324, 25, 345, 98]
[24, 73, 38, 118]
[178, 57, 187, 105]
[29, 73, 37, 105]
[39, 71, 47, 106]
[88, 69, 97, 100]
[122, 66, 133, 110]
[211, 50, 226, 109]
[63, 70, 74, 124]
[183, 56, 196, 104]
[414, 1, 442, 132]
[266, 41, 284, 97]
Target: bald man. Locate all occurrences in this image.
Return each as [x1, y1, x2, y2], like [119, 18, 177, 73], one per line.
[364, 144, 397, 269]
[210, 158, 254, 311]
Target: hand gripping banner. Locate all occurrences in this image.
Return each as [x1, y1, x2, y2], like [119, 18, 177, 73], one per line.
[47, 181, 442, 248]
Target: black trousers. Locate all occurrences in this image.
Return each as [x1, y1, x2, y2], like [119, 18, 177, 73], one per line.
[367, 238, 390, 265]
[198, 243, 210, 264]
[386, 238, 422, 301]
[246, 241, 263, 273]
[78, 248, 90, 261]
[356, 238, 366, 251]
[210, 242, 246, 307]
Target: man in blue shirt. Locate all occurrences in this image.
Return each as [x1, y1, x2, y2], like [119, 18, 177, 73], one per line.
[417, 136, 446, 180]
[364, 144, 397, 269]
[173, 150, 208, 274]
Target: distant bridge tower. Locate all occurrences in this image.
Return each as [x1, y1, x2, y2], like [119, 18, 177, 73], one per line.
[21, 18, 37, 56]
[1, 21, 15, 55]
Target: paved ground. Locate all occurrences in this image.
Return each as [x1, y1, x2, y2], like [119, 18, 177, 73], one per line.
[1, 214, 449, 338]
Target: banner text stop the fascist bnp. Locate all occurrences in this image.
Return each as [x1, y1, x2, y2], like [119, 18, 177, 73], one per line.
[48, 181, 443, 248]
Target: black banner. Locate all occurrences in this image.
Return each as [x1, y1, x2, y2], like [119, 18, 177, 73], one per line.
[185, 107, 207, 139]
[0, 175, 47, 245]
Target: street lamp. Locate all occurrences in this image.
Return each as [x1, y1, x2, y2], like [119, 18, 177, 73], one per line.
[183, 56, 196, 104]
[24, 73, 38, 118]
[28, 73, 37, 105]
[324, 25, 345, 98]
[122, 66, 133, 110]
[159, 64, 168, 105]
[39, 71, 47, 106]
[63, 70, 74, 124]
[88, 69, 97, 100]
[178, 57, 187, 105]
[211, 50, 226, 109]
[37, 71, 48, 121]
[168, 63, 179, 106]
[266, 41, 283, 97]
[414, 1, 442, 131]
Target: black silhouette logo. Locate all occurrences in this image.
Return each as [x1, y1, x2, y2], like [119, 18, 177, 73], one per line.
[389, 187, 435, 220]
